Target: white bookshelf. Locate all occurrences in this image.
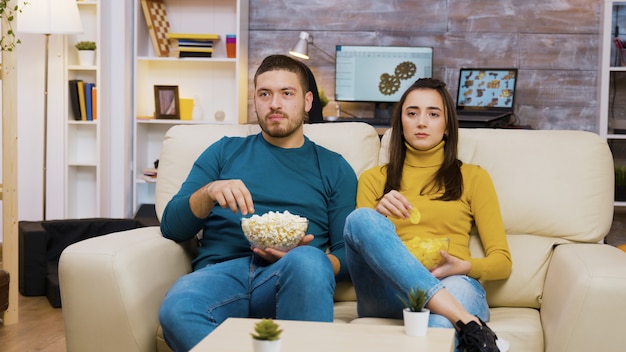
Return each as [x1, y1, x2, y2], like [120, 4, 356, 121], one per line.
[64, 0, 103, 218]
[132, 0, 249, 213]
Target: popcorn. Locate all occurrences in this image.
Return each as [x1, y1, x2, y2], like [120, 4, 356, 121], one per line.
[241, 211, 308, 251]
[405, 237, 449, 270]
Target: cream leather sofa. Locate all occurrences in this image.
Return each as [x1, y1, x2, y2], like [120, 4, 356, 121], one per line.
[59, 122, 626, 352]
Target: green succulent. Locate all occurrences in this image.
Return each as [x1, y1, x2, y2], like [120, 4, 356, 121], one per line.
[398, 286, 427, 312]
[75, 41, 96, 51]
[251, 318, 283, 341]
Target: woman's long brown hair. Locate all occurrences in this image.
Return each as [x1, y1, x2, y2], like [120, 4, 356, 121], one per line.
[383, 78, 463, 201]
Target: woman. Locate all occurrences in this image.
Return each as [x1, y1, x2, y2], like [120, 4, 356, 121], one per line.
[343, 78, 512, 352]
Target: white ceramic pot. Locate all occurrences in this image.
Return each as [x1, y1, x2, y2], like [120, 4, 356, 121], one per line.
[403, 307, 430, 336]
[77, 50, 95, 66]
[252, 338, 281, 352]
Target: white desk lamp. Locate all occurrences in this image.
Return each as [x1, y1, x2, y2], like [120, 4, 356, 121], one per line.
[289, 31, 334, 61]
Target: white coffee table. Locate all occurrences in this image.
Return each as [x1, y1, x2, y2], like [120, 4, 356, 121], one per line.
[191, 317, 455, 351]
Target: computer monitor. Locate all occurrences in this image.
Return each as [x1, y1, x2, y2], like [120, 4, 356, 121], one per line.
[335, 45, 433, 119]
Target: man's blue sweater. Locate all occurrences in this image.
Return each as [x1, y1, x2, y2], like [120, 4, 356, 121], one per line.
[160, 133, 357, 281]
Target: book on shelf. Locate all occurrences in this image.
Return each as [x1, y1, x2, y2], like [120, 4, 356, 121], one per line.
[170, 47, 214, 57]
[141, 167, 158, 182]
[76, 80, 87, 121]
[92, 85, 97, 120]
[69, 80, 97, 121]
[178, 51, 213, 58]
[69, 79, 82, 120]
[176, 39, 214, 47]
[177, 47, 214, 53]
[167, 33, 220, 41]
[169, 36, 217, 58]
[84, 83, 95, 121]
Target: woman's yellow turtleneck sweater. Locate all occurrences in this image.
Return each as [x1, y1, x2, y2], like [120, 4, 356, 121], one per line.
[356, 141, 512, 281]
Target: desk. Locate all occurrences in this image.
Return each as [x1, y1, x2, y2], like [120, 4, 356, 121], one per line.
[191, 318, 455, 352]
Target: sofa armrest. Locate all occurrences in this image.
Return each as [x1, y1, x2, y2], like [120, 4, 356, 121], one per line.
[59, 226, 192, 352]
[541, 243, 626, 352]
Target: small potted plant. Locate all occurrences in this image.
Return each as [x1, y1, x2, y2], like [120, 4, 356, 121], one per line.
[251, 318, 283, 352]
[75, 41, 96, 66]
[399, 286, 430, 336]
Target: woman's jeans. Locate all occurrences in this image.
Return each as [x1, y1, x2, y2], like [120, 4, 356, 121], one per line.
[344, 208, 490, 329]
[159, 246, 335, 352]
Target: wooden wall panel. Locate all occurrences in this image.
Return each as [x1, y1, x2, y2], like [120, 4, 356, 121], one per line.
[250, 1, 448, 32]
[448, 0, 599, 34]
[247, 0, 604, 131]
[518, 34, 598, 70]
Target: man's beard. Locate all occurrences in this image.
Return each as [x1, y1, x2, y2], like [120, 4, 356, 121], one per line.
[258, 110, 307, 138]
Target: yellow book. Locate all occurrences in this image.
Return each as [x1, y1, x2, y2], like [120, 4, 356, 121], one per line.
[167, 33, 220, 41]
[177, 47, 214, 53]
[76, 81, 87, 121]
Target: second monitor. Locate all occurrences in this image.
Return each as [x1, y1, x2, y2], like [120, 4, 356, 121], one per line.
[335, 45, 433, 120]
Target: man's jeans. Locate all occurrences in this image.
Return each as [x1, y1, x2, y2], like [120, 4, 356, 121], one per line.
[344, 208, 490, 328]
[159, 246, 335, 352]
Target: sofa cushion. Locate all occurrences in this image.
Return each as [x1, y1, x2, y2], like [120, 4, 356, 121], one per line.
[484, 307, 544, 352]
[456, 129, 613, 243]
[382, 128, 613, 243]
[333, 301, 358, 323]
[471, 234, 566, 309]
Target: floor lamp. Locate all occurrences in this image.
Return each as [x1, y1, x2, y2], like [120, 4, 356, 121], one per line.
[17, 0, 83, 220]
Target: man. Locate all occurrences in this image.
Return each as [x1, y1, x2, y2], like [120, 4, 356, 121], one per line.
[158, 55, 357, 351]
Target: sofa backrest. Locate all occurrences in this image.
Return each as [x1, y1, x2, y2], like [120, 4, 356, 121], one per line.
[156, 124, 614, 309]
[155, 122, 381, 220]
[381, 128, 614, 308]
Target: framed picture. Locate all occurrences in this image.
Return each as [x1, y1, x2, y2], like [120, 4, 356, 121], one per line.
[154, 85, 180, 119]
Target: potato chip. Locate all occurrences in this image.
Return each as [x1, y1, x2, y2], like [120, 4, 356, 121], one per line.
[409, 207, 421, 224]
[404, 237, 449, 270]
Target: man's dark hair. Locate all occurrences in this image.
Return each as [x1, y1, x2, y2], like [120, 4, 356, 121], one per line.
[254, 55, 310, 94]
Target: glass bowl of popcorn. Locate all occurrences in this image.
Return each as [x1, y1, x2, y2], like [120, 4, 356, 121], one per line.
[405, 237, 450, 270]
[241, 211, 309, 251]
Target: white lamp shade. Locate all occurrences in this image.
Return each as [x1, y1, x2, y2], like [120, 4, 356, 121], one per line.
[289, 31, 310, 60]
[17, 0, 83, 34]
